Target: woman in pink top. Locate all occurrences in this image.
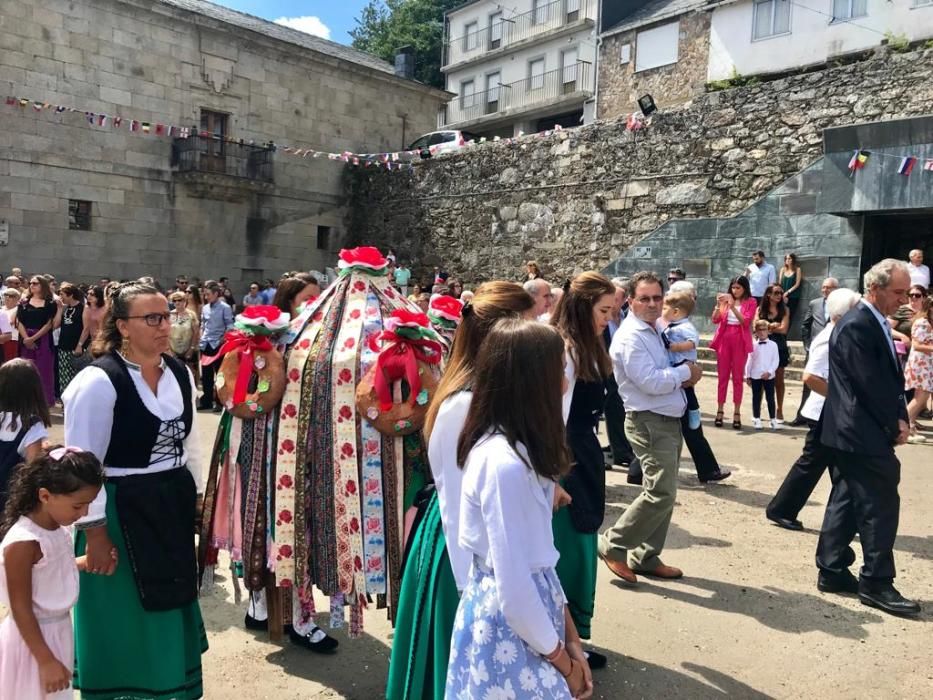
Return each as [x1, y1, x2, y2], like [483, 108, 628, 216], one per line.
[709, 275, 757, 429]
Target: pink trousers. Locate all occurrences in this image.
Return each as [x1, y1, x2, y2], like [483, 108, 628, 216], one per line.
[715, 325, 750, 405]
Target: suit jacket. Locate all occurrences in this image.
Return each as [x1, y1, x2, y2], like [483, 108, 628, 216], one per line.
[800, 296, 828, 351]
[820, 303, 908, 457]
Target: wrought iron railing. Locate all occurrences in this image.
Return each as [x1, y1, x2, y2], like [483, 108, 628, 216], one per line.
[444, 0, 594, 66]
[442, 61, 591, 126]
[171, 135, 275, 183]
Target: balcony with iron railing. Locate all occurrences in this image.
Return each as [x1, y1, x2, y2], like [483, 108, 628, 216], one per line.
[441, 61, 592, 128]
[444, 0, 595, 69]
[171, 135, 276, 200]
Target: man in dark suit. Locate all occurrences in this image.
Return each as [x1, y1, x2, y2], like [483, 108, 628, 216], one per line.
[816, 260, 920, 615]
[603, 278, 636, 470]
[789, 277, 838, 426]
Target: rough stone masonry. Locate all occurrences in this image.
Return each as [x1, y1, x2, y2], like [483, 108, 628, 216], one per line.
[348, 45, 933, 284]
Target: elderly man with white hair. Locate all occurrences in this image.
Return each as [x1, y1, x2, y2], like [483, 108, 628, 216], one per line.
[766, 287, 861, 531]
[790, 277, 840, 426]
[907, 249, 929, 289]
[523, 277, 553, 320]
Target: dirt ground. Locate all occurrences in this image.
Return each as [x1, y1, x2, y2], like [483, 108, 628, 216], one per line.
[7, 377, 933, 698]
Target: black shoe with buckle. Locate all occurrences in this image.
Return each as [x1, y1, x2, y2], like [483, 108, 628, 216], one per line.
[288, 625, 339, 653]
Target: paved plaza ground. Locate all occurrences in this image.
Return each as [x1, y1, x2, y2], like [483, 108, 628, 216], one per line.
[16, 377, 933, 698]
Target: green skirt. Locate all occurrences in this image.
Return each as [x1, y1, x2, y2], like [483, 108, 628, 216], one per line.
[386, 493, 459, 700]
[74, 481, 208, 700]
[553, 505, 598, 640]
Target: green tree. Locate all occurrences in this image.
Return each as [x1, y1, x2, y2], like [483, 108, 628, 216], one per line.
[350, 0, 462, 88]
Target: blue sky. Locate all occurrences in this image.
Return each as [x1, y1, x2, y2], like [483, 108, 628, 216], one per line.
[212, 0, 372, 45]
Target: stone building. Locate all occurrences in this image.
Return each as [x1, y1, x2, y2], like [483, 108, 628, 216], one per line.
[0, 0, 448, 288]
[597, 0, 933, 119]
[348, 45, 933, 335]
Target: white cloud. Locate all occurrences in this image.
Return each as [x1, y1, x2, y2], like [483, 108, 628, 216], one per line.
[273, 16, 331, 40]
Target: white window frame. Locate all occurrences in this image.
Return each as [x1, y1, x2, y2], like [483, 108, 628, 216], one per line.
[485, 71, 501, 111]
[634, 21, 680, 72]
[914, 0, 933, 7]
[460, 79, 476, 108]
[528, 57, 546, 89]
[560, 48, 578, 85]
[489, 11, 503, 47]
[464, 21, 479, 51]
[831, 0, 868, 21]
[532, 0, 549, 25]
[752, 0, 792, 41]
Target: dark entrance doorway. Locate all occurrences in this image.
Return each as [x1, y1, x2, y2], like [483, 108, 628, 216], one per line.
[861, 211, 933, 284]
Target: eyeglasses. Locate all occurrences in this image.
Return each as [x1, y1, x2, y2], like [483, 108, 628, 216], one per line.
[667, 277, 679, 282]
[29, 281, 40, 286]
[909, 293, 924, 299]
[771, 290, 784, 295]
[120, 313, 171, 327]
[636, 295, 664, 304]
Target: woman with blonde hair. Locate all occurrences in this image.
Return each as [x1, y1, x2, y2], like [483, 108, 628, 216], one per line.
[386, 281, 535, 700]
[525, 260, 541, 281]
[905, 294, 933, 443]
[549, 271, 615, 669]
[168, 291, 201, 380]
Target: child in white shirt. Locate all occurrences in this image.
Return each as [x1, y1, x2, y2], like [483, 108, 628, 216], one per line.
[661, 291, 701, 429]
[745, 320, 780, 430]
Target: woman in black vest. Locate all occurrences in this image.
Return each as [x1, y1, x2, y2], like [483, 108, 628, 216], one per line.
[62, 281, 207, 700]
[550, 272, 616, 671]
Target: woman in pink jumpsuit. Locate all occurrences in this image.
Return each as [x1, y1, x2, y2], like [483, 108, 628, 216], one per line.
[709, 276, 756, 429]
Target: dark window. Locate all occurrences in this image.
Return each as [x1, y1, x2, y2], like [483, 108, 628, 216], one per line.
[199, 109, 228, 173]
[408, 135, 431, 150]
[69, 200, 91, 230]
[317, 225, 331, 251]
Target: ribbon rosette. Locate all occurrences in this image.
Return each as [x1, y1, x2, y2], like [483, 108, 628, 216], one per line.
[428, 295, 464, 330]
[369, 309, 444, 411]
[337, 246, 388, 276]
[202, 306, 288, 405]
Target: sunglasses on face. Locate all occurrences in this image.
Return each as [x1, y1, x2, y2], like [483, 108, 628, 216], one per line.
[909, 293, 924, 299]
[120, 312, 171, 327]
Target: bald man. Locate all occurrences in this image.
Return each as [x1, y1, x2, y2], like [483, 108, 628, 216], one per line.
[523, 278, 553, 319]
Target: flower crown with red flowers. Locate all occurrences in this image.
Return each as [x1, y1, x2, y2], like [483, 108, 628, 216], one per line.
[428, 295, 463, 329]
[234, 305, 291, 335]
[337, 246, 388, 276]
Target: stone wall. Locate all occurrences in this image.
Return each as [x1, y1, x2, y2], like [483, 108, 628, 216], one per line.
[348, 45, 933, 300]
[0, 0, 444, 289]
[597, 12, 710, 120]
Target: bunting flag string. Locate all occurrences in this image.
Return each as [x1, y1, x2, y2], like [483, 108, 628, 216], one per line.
[848, 148, 933, 177]
[5, 92, 569, 172]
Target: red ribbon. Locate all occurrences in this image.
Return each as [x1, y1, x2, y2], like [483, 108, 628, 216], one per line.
[201, 330, 274, 405]
[368, 332, 442, 412]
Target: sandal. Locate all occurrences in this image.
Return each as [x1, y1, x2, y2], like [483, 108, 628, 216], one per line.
[732, 413, 742, 430]
[714, 411, 724, 427]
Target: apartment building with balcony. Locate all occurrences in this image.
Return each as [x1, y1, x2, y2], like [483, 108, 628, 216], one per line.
[440, 0, 598, 137]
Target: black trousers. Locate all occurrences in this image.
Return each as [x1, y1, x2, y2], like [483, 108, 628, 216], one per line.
[199, 343, 220, 408]
[766, 418, 830, 521]
[794, 383, 812, 422]
[816, 448, 901, 584]
[627, 410, 721, 481]
[750, 378, 776, 419]
[604, 374, 636, 466]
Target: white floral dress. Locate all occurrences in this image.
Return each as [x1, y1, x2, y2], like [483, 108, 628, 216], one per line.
[905, 318, 933, 393]
[446, 563, 570, 700]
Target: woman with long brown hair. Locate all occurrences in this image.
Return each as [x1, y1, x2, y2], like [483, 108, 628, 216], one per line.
[386, 281, 534, 700]
[756, 283, 791, 423]
[16, 276, 57, 406]
[447, 318, 591, 700]
[549, 271, 614, 669]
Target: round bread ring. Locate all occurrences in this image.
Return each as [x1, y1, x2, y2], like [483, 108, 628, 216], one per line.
[356, 360, 439, 436]
[215, 348, 287, 419]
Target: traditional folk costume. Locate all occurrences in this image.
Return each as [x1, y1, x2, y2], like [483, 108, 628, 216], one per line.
[386, 391, 471, 700]
[199, 248, 441, 643]
[553, 355, 606, 640]
[446, 434, 570, 700]
[64, 352, 207, 700]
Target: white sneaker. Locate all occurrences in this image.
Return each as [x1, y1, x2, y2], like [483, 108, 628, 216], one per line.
[907, 433, 927, 444]
[753, 418, 762, 430]
[771, 418, 781, 430]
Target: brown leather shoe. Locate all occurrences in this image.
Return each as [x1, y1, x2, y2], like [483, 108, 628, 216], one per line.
[599, 552, 637, 583]
[640, 564, 683, 579]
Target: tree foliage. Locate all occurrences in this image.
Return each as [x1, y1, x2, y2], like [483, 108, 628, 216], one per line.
[350, 0, 463, 88]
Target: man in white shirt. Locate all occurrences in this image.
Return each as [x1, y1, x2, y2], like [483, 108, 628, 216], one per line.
[766, 289, 861, 531]
[598, 271, 702, 583]
[907, 249, 930, 289]
[745, 250, 777, 306]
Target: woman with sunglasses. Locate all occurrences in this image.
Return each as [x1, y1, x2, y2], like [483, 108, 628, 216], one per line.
[905, 293, 933, 443]
[755, 284, 791, 423]
[889, 285, 927, 358]
[16, 276, 58, 406]
[62, 281, 207, 700]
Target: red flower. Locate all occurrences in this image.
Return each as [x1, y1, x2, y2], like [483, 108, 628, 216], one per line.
[280, 578, 292, 587]
[339, 246, 386, 268]
[299, 339, 311, 349]
[313, 311, 324, 322]
[430, 295, 464, 320]
[354, 555, 363, 571]
[283, 404, 297, 418]
[349, 517, 360, 533]
[338, 405, 352, 421]
[278, 509, 293, 524]
[288, 368, 300, 382]
[345, 478, 357, 493]
[391, 309, 431, 328]
[278, 544, 293, 558]
[353, 280, 366, 292]
[281, 439, 295, 453]
[343, 337, 356, 350]
[341, 443, 355, 459]
[241, 305, 287, 324]
[350, 309, 361, 320]
[385, 287, 396, 299]
[338, 368, 352, 384]
[279, 474, 293, 488]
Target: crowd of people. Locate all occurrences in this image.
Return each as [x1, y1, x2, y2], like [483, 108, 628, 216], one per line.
[0, 246, 928, 699]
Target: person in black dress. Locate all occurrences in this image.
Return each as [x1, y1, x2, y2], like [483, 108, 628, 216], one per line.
[56, 283, 86, 393]
[755, 283, 790, 423]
